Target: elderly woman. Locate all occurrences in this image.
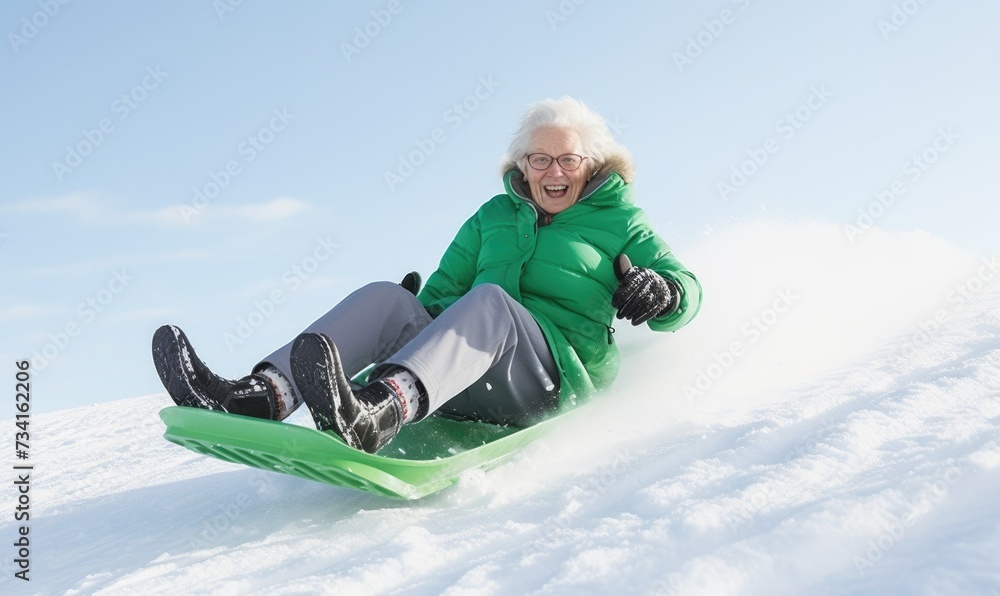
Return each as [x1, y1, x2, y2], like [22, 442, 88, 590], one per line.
[153, 97, 702, 453]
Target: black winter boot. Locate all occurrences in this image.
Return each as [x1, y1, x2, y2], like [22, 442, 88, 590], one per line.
[289, 332, 402, 454]
[152, 324, 276, 420]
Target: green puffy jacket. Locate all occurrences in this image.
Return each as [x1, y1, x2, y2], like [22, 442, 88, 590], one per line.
[418, 169, 702, 410]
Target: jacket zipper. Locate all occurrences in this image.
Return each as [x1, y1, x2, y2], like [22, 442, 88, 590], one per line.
[523, 198, 613, 344]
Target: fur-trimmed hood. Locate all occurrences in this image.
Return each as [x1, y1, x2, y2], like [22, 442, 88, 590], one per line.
[499, 151, 635, 185]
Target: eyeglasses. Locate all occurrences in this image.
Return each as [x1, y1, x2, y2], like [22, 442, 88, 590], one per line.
[525, 153, 589, 171]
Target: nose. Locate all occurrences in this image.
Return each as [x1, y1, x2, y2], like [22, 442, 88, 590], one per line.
[545, 162, 567, 177]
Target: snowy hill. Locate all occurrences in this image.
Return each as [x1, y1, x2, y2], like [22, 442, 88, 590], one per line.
[3, 222, 999, 595]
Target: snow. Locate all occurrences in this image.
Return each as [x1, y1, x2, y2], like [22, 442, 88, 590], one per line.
[2, 221, 999, 595]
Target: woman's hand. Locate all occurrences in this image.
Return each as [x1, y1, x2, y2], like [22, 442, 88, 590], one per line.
[400, 271, 422, 295]
[611, 255, 679, 326]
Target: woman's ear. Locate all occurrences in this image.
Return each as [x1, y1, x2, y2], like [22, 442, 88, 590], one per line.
[515, 158, 528, 180]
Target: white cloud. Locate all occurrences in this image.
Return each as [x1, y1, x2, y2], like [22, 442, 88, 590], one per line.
[1, 192, 105, 218]
[231, 196, 309, 222]
[170, 196, 311, 226]
[0, 304, 67, 320]
[2, 192, 313, 228]
[24, 248, 212, 278]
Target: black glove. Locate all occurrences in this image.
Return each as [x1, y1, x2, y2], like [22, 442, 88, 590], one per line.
[611, 255, 678, 326]
[399, 271, 422, 296]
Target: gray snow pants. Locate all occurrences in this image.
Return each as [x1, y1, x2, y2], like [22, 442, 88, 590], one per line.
[256, 282, 560, 426]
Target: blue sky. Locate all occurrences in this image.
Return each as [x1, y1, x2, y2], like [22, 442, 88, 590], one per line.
[2, 0, 998, 413]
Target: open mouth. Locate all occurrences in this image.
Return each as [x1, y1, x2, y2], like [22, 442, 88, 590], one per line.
[544, 185, 568, 199]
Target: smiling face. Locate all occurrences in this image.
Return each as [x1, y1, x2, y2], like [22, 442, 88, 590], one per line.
[523, 126, 591, 215]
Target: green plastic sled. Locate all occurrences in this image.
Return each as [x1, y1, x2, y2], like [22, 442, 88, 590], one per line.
[160, 406, 555, 499]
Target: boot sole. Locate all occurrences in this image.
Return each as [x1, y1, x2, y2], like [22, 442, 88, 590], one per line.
[151, 325, 224, 411]
[290, 333, 360, 447]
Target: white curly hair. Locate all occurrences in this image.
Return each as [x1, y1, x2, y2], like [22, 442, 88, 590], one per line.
[500, 96, 635, 183]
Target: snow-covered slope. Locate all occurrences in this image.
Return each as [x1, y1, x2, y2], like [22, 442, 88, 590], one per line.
[3, 222, 999, 595]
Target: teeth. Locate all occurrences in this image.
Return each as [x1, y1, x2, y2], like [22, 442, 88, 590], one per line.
[545, 185, 567, 191]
